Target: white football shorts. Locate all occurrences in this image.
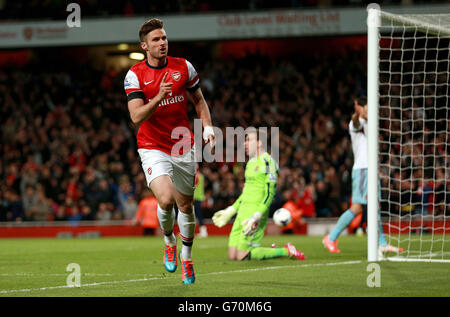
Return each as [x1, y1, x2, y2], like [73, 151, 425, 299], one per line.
[137, 145, 196, 196]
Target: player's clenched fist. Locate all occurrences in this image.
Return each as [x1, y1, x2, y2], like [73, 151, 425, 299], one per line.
[203, 126, 216, 148]
[212, 206, 237, 228]
[156, 72, 173, 101]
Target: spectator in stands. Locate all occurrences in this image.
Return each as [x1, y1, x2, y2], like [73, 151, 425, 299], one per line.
[67, 205, 82, 223]
[95, 178, 116, 212]
[122, 195, 138, 220]
[134, 190, 159, 235]
[79, 200, 95, 221]
[7, 190, 25, 222]
[32, 187, 52, 221]
[194, 166, 208, 237]
[0, 190, 7, 222]
[324, 166, 341, 217]
[116, 175, 135, 217]
[297, 183, 316, 218]
[314, 180, 332, 217]
[96, 202, 112, 221]
[434, 168, 448, 216]
[22, 185, 38, 218]
[54, 205, 67, 221]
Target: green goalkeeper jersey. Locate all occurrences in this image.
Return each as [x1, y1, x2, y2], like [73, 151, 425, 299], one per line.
[232, 152, 279, 215]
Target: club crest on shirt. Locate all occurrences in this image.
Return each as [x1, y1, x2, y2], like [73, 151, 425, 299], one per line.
[147, 167, 152, 175]
[171, 71, 181, 81]
[254, 166, 259, 172]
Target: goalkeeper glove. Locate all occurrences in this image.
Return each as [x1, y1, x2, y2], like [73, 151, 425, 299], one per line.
[241, 212, 262, 237]
[212, 206, 237, 228]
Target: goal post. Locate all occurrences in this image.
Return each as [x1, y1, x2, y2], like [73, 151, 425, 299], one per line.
[367, 4, 381, 262]
[367, 4, 450, 262]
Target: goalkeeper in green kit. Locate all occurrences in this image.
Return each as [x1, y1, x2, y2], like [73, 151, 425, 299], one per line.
[212, 128, 306, 261]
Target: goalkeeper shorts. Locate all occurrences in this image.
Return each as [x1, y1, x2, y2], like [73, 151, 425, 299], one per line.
[138, 146, 196, 196]
[228, 204, 268, 252]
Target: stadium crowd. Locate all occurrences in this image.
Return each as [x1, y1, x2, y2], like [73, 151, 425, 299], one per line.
[0, 43, 448, 223]
[0, 46, 359, 222]
[0, 0, 444, 21]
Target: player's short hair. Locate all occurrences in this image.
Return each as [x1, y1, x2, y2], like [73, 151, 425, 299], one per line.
[246, 127, 268, 150]
[355, 96, 367, 107]
[139, 18, 164, 42]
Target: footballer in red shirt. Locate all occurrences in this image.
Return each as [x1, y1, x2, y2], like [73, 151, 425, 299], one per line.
[125, 18, 215, 284]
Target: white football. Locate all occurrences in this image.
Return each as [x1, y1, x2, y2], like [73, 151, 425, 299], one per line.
[273, 208, 292, 227]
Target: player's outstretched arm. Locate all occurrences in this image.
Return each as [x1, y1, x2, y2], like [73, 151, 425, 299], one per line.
[212, 205, 237, 228]
[211, 193, 244, 227]
[128, 72, 173, 126]
[188, 87, 215, 147]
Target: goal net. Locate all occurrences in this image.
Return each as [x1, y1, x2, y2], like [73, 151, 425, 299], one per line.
[367, 5, 450, 262]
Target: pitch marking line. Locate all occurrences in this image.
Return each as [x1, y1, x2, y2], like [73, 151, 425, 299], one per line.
[0, 260, 362, 294]
[0, 273, 115, 277]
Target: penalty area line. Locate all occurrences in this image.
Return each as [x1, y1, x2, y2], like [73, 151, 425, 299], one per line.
[0, 260, 362, 295]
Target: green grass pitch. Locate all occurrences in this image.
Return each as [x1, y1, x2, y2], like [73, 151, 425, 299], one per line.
[0, 235, 449, 297]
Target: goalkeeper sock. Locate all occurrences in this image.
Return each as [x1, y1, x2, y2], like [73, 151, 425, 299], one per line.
[177, 209, 196, 261]
[378, 213, 388, 247]
[157, 204, 176, 246]
[329, 209, 356, 242]
[250, 247, 288, 260]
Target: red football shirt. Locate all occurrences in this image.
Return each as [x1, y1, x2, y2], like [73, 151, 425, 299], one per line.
[124, 56, 199, 156]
